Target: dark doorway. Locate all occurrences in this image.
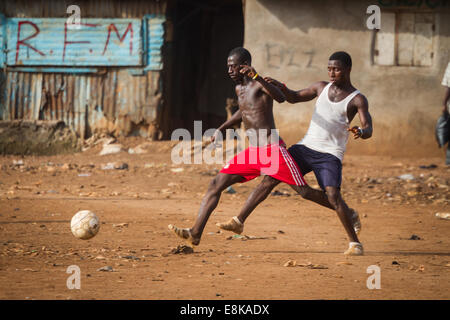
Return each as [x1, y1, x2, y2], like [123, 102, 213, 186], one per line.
[163, 0, 244, 138]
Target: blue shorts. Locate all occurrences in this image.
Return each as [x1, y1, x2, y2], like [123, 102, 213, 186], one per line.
[287, 144, 342, 191]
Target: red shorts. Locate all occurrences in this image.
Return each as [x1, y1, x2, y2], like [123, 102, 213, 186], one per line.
[220, 141, 306, 186]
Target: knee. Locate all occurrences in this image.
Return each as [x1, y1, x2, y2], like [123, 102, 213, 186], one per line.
[260, 177, 279, 193]
[326, 190, 339, 208]
[296, 186, 308, 198]
[208, 176, 225, 195]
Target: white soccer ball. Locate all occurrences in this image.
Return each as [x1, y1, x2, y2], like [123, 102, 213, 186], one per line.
[70, 210, 100, 240]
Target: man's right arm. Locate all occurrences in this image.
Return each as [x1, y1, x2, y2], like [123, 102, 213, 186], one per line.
[264, 78, 325, 103]
[211, 109, 242, 143]
[218, 109, 242, 131]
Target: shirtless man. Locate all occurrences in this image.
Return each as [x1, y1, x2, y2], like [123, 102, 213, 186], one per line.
[217, 51, 372, 256]
[168, 47, 333, 246]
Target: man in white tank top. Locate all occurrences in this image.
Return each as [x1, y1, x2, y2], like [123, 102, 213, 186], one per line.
[217, 52, 373, 256]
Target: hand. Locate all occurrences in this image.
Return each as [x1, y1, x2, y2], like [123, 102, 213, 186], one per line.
[239, 65, 258, 79]
[211, 129, 222, 147]
[264, 77, 284, 89]
[348, 126, 363, 139]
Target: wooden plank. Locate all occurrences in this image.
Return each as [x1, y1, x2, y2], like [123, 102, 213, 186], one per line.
[375, 12, 395, 66]
[413, 17, 433, 67]
[397, 13, 414, 66]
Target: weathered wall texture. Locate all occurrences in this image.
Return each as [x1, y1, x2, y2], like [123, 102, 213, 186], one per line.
[244, 0, 450, 157]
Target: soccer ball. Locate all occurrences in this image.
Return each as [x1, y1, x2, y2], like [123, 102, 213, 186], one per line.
[70, 210, 100, 240]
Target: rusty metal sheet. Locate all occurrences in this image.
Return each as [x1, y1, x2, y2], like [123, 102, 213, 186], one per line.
[1, 69, 162, 138]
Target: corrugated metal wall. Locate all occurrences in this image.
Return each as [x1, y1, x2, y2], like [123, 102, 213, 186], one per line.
[0, 0, 165, 18]
[0, 0, 166, 140]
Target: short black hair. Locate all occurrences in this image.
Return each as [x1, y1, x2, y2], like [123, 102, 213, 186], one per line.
[329, 51, 352, 68]
[228, 47, 252, 65]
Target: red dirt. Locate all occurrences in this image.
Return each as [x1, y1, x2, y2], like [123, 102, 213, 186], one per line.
[0, 138, 449, 300]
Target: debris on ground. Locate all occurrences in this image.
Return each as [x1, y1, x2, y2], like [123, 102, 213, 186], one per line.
[283, 260, 328, 269]
[225, 186, 236, 194]
[226, 235, 277, 241]
[170, 245, 194, 254]
[419, 164, 437, 169]
[336, 261, 353, 265]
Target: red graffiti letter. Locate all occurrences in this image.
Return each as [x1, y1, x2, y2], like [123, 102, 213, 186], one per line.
[15, 21, 45, 64]
[102, 23, 133, 55]
[63, 22, 99, 62]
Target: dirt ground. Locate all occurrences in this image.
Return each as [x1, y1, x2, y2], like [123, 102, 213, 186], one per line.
[0, 137, 449, 300]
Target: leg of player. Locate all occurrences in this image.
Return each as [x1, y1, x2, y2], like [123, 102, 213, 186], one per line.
[216, 175, 281, 234]
[325, 186, 363, 255]
[290, 185, 334, 209]
[168, 173, 243, 246]
[291, 185, 361, 235]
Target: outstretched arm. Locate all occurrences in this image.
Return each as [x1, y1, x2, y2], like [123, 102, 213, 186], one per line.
[264, 78, 326, 103]
[219, 109, 242, 131]
[239, 65, 286, 103]
[211, 109, 242, 143]
[348, 95, 373, 140]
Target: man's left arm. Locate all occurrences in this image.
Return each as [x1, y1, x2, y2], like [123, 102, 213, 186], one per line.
[443, 87, 450, 115]
[348, 95, 373, 140]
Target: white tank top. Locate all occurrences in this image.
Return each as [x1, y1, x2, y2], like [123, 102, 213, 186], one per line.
[298, 82, 360, 162]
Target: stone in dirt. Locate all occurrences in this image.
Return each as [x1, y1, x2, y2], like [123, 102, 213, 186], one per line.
[398, 174, 415, 181]
[271, 190, 290, 196]
[99, 144, 123, 156]
[112, 223, 129, 228]
[121, 255, 140, 261]
[284, 260, 297, 267]
[128, 142, 153, 155]
[101, 162, 128, 170]
[97, 266, 114, 272]
[435, 212, 450, 220]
